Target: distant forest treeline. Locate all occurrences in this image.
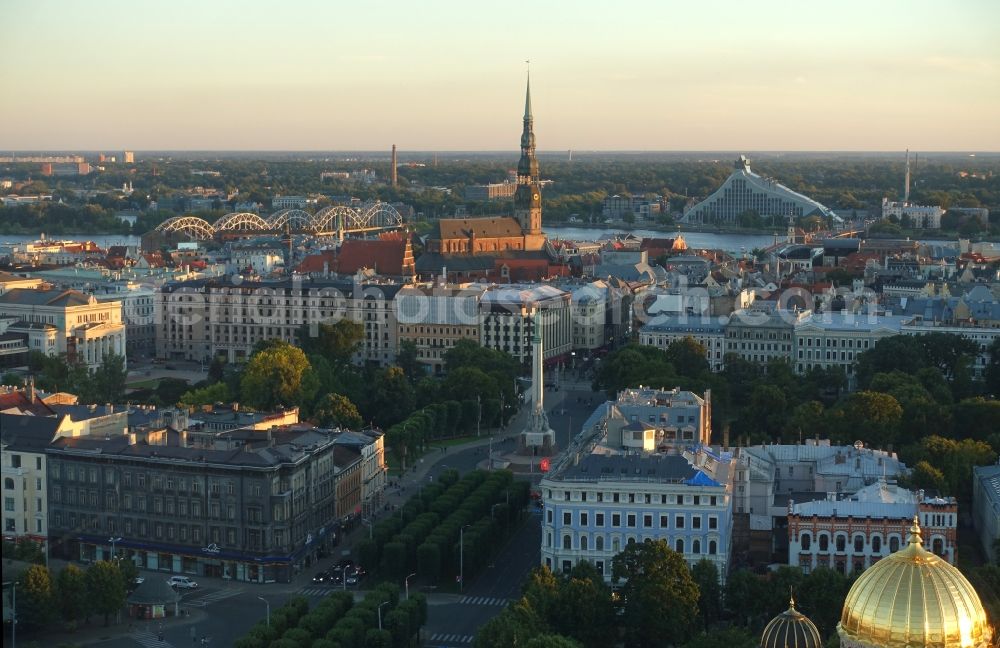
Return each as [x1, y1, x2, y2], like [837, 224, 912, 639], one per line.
[1, 155, 998, 234]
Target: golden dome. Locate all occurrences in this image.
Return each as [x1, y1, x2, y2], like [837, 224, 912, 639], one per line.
[838, 517, 994, 648]
[761, 594, 823, 648]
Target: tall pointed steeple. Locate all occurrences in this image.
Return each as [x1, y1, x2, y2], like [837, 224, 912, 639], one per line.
[524, 71, 533, 121]
[515, 64, 542, 237]
[517, 68, 539, 182]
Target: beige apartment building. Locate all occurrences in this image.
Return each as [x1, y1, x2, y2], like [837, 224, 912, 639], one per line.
[395, 283, 485, 374]
[157, 278, 401, 365]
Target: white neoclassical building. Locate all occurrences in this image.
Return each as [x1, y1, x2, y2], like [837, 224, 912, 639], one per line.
[0, 288, 126, 369]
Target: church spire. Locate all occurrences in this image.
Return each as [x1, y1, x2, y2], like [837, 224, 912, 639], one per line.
[524, 68, 533, 121]
[517, 66, 539, 183]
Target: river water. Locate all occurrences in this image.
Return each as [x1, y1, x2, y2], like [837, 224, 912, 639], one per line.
[0, 229, 956, 256]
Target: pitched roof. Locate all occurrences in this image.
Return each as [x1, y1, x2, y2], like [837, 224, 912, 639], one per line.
[0, 412, 63, 451]
[0, 288, 92, 307]
[435, 217, 523, 240]
[295, 250, 337, 274]
[335, 238, 413, 277]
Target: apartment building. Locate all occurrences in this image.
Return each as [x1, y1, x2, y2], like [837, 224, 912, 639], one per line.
[724, 309, 803, 367]
[46, 427, 348, 583]
[792, 312, 907, 378]
[640, 317, 726, 371]
[600, 387, 713, 454]
[156, 278, 401, 365]
[479, 284, 572, 365]
[540, 452, 733, 581]
[395, 283, 485, 374]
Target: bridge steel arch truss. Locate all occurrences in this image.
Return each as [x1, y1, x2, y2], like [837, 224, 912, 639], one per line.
[213, 212, 270, 231]
[154, 216, 216, 240]
[268, 209, 317, 231]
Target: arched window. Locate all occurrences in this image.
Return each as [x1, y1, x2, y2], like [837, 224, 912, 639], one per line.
[889, 536, 900, 552]
[581, 535, 589, 551]
[932, 538, 944, 556]
[563, 535, 572, 550]
[612, 538, 620, 553]
[627, 537, 635, 546]
[3, 478, 13, 490]
[819, 534, 829, 551]
[675, 538, 684, 553]
[872, 536, 882, 553]
[693, 539, 701, 554]
[801, 533, 811, 550]
[836, 535, 846, 552]
[596, 536, 604, 551]
[709, 540, 717, 555]
[854, 535, 864, 552]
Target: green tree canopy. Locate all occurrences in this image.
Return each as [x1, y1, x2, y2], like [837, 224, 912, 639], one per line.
[612, 540, 700, 647]
[314, 392, 364, 429]
[240, 341, 312, 410]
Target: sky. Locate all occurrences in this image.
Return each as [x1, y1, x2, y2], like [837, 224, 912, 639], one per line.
[2, 0, 999, 151]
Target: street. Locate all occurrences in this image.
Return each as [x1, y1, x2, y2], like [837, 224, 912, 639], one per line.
[83, 381, 601, 647]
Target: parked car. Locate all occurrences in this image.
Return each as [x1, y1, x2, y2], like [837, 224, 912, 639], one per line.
[168, 576, 198, 589]
[133, 576, 145, 586]
[345, 571, 359, 586]
[312, 570, 332, 584]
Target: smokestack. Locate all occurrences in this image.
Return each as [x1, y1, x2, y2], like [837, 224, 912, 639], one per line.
[904, 149, 911, 203]
[391, 145, 398, 188]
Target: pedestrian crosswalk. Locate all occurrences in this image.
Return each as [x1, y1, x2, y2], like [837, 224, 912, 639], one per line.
[458, 595, 509, 606]
[133, 629, 174, 647]
[184, 588, 243, 607]
[427, 632, 475, 645]
[299, 586, 336, 597]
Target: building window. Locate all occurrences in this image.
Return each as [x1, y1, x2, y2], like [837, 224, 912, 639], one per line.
[693, 517, 701, 530]
[596, 536, 604, 551]
[3, 478, 12, 490]
[801, 533, 811, 550]
[563, 512, 571, 525]
[836, 535, 846, 552]
[708, 516, 718, 530]
[675, 538, 684, 553]
[675, 515, 685, 529]
[693, 539, 701, 554]
[581, 535, 588, 551]
[819, 534, 829, 551]
[563, 535, 572, 550]
[889, 536, 900, 552]
[580, 512, 588, 526]
[709, 540, 717, 555]
[612, 514, 621, 527]
[872, 536, 882, 553]
[854, 535, 864, 552]
[627, 514, 636, 528]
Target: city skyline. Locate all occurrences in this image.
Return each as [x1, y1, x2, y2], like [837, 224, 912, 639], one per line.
[2, 0, 1000, 151]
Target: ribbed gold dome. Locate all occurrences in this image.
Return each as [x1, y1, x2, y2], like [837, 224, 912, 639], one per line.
[837, 517, 994, 648]
[761, 595, 823, 648]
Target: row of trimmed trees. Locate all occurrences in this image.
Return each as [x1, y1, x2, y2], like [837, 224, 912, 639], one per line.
[233, 584, 427, 648]
[356, 469, 530, 585]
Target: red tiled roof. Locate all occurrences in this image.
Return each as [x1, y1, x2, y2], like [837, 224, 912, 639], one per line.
[296, 250, 337, 274]
[335, 238, 413, 277]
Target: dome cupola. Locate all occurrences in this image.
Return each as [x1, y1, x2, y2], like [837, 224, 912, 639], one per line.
[761, 593, 823, 648]
[837, 517, 993, 648]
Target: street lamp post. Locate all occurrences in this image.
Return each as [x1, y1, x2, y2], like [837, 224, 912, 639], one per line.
[405, 572, 417, 601]
[459, 524, 471, 594]
[257, 596, 269, 627]
[377, 601, 390, 630]
[108, 536, 122, 561]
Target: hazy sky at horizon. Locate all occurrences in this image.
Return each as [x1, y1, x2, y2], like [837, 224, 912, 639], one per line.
[2, 0, 999, 151]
